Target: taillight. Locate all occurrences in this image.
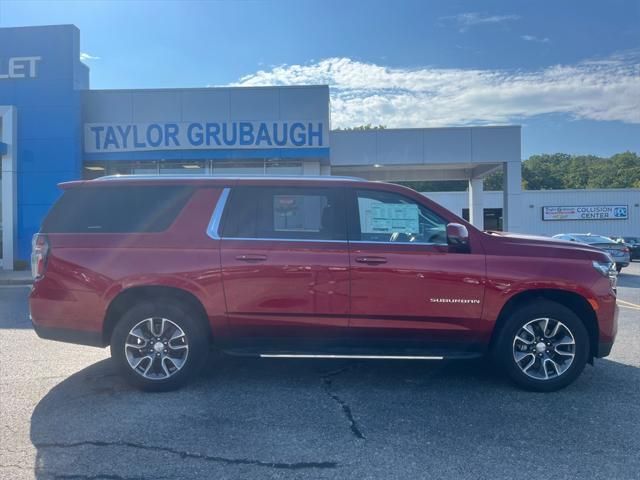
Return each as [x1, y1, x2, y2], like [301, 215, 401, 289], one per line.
[31, 234, 50, 280]
[622, 247, 629, 253]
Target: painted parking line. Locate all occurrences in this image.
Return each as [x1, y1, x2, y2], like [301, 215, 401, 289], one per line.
[618, 300, 640, 311]
[619, 305, 640, 311]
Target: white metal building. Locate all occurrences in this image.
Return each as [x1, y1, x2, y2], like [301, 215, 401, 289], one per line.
[425, 188, 640, 237]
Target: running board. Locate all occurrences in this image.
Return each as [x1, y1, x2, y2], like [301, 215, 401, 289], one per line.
[220, 348, 483, 360]
[217, 338, 485, 360]
[259, 353, 444, 360]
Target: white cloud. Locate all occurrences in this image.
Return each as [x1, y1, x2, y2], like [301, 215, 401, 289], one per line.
[522, 35, 551, 43]
[80, 52, 100, 61]
[229, 52, 640, 128]
[440, 12, 521, 32]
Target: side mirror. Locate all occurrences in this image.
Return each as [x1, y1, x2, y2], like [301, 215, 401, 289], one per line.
[446, 223, 470, 253]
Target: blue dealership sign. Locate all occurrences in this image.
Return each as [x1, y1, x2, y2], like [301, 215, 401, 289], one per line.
[85, 121, 326, 152]
[0, 25, 88, 260]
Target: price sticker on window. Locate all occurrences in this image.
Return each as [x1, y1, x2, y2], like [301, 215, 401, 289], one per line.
[360, 200, 420, 234]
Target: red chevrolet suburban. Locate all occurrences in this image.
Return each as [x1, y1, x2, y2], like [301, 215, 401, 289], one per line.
[29, 176, 618, 391]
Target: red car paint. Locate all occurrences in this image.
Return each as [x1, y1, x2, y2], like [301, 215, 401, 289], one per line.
[29, 177, 617, 358]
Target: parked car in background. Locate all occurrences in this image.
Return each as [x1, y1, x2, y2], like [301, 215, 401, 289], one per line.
[612, 236, 640, 261]
[30, 176, 619, 392]
[553, 234, 630, 272]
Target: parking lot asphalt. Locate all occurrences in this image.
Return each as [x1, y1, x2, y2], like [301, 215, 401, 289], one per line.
[1, 264, 639, 480]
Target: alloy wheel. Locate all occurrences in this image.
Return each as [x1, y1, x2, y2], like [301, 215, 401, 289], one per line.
[124, 317, 189, 380]
[512, 317, 576, 380]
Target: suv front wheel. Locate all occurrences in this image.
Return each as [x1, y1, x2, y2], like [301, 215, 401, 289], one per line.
[495, 300, 590, 392]
[110, 300, 209, 391]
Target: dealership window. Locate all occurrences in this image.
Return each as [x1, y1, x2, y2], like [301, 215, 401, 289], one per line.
[160, 160, 206, 174]
[353, 190, 447, 244]
[211, 159, 264, 175]
[83, 158, 311, 179]
[266, 159, 303, 175]
[84, 161, 108, 179]
[462, 208, 503, 231]
[109, 160, 159, 176]
[222, 186, 346, 240]
[84, 160, 159, 178]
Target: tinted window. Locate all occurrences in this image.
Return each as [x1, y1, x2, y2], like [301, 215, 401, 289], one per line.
[41, 185, 194, 233]
[352, 189, 447, 244]
[221, 186, 346, 240]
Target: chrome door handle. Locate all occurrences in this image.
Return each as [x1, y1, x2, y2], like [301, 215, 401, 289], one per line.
[235, 254, 267, 262]
[355, 256, 387, 265]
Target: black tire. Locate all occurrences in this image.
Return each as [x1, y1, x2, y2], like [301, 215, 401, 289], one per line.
[110, 299, 209, 391]
[494, 300, 589, 392]
[615, 264, 622, 273]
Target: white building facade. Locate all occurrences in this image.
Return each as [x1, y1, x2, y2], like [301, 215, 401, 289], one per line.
[425, 188, 640, 237]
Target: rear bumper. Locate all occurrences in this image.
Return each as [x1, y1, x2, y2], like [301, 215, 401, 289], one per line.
[613, 254, 630, 266]
[32, 319, 105, 348]
[29, 277, 107, 345]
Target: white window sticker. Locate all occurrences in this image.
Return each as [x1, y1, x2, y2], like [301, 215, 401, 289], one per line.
[359, 199, 420, 234]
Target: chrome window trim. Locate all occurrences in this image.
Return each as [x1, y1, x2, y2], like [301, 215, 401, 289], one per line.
[216, 238, 443, 245]
[206, 187, 231, 240]
[222, 237, 348, 244]
[349, 240, 447, 246]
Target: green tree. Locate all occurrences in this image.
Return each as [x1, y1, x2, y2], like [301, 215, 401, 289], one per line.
[334, 124, 387, 131]
[483, 152, 640, 191]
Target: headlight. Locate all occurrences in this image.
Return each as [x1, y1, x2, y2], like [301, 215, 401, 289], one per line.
[592, 260, 613, 276]
[592, 260, 617, 290]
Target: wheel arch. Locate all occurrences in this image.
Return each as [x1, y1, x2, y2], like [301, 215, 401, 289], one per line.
[102, 286, 211, 345]
[490, 289, 599, 359]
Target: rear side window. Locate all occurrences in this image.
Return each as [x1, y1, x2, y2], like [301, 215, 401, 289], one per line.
[41, 185, 194, 233]
[221, 186, 347, 241]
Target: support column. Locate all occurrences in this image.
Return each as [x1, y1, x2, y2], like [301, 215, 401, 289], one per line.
[502, 160, 523, 233]
[468, 178, 484, 229]
[1, 106, 17, 270]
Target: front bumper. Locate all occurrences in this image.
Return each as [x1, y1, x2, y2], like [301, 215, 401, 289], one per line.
[596, 341, 614, 358]
[594, 303, 618, 358]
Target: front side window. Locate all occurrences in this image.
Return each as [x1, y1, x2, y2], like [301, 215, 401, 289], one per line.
[352, 189, 447, 244]
[222, 186, 346, 241]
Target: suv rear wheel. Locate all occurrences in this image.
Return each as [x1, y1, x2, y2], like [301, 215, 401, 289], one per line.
[495, 300, 589, 392]
[110, 300, 209, 391]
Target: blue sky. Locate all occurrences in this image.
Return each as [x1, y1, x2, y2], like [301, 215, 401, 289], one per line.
[1, 0, 638, 158]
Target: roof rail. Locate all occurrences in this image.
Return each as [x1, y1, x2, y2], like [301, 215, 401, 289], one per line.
[93, 174, 366, 182]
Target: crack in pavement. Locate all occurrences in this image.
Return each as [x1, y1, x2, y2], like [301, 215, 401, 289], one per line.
[1, 463, 164, 480]
[33, 441, 338, 470]
[321, 363, 366, 440]
[52, 474, 159, 480]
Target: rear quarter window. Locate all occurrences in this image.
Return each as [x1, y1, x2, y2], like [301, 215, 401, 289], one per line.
[41, 185, 194, 233]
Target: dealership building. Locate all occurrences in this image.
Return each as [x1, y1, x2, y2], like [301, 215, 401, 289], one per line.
[1, 24, 638, 269]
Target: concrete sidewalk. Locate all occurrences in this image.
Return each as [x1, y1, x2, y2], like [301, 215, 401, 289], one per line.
[0, 269, 33, 285]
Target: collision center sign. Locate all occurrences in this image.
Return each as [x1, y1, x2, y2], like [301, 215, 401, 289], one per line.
[84, 121, 326, 153]
[542, 205, 628, 221]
